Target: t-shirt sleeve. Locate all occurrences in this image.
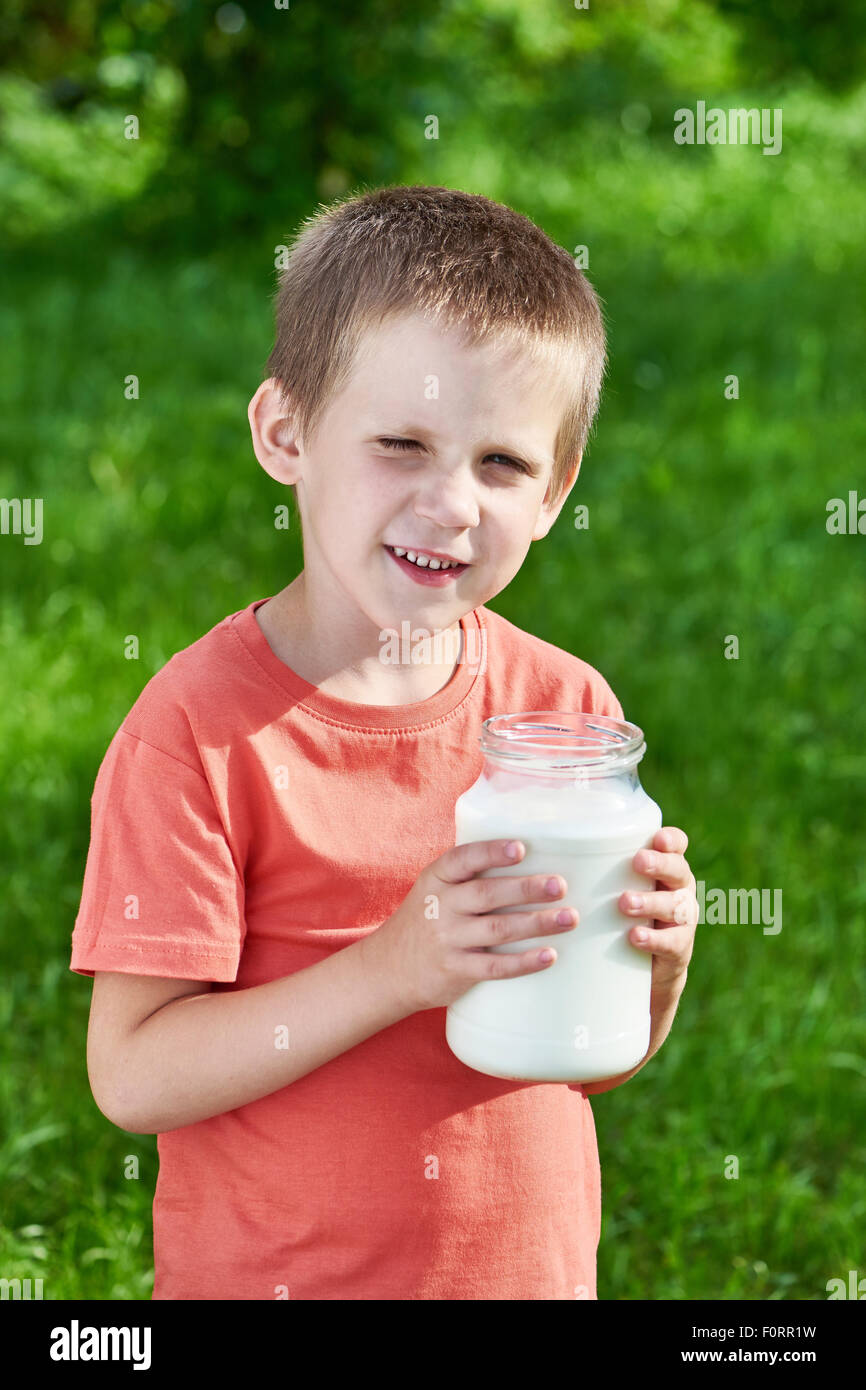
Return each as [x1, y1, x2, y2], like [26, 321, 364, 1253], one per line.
[584, 666, 624, 722]
[598, 685, 624, 721]
[70, 729, 245, 982]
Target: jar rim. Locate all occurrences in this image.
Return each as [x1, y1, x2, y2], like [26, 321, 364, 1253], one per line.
[479, 711, 646, 774]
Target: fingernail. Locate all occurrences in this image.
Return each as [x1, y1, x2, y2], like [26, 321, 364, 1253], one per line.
[634, 928, 648, 942]
[545, 877, 562, 895]
[626, 893, 643, 909]
[643, 853, 656, 871]
[505, 841, 521, 858]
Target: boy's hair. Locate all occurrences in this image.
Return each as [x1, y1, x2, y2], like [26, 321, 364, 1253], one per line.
[264, 184, 607, 507]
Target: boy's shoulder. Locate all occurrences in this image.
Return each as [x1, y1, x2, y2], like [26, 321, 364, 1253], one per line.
[111, 606, 246, 765]
[477, 604, 624, 720]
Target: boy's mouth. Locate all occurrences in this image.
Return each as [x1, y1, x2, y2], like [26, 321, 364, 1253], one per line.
[384, 545, 470, 586]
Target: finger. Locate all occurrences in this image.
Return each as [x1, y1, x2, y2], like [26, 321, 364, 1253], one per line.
[630, 849, 692, 888]
[453, 867, 575, 922]
[463, 942, 565, 984]
[437, 837, 527, 885]
[460, 904, 579, 948]
[455, 869, 573, 918]
[652, 826, 688, 854]
[620, 887, 696, 925]
[626, 922, 694, 959]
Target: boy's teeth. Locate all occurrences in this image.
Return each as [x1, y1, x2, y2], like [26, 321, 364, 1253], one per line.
[391, 546, 459, 570]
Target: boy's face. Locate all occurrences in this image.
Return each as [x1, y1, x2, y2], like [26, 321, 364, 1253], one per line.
[250, 310, 581, 638]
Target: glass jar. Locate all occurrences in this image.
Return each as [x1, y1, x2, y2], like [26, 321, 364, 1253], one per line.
[445, 711, 662, 1083]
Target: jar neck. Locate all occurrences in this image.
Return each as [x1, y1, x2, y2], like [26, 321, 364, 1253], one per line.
[479, 711, 646, 780]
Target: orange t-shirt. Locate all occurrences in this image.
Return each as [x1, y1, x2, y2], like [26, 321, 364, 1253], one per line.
[70, 597, 626, 1300]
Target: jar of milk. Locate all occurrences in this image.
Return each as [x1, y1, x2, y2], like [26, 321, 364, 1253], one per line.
[445, 712, 662, 1084]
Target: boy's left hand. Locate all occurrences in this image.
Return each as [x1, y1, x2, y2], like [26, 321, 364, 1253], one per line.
[618, 826, 697, 989]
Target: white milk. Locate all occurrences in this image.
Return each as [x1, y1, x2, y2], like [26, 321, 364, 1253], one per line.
[445, 721, 663, 1083]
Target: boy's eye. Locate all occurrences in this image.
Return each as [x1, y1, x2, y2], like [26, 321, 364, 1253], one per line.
[378, 437, 422, 453]
[376, 438, 529, 473]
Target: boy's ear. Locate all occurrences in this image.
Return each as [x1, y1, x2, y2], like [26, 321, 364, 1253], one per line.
[248, 378, 302, 485]
[532, 453, 582, 540]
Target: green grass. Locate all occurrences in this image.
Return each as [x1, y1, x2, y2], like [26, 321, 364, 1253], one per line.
[1, 76, 865, 1299]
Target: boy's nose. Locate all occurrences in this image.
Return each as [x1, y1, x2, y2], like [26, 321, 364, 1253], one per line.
[412, 472, 481, 530]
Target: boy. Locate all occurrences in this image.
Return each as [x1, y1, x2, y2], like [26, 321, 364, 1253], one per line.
[70, 185, 697, 1300]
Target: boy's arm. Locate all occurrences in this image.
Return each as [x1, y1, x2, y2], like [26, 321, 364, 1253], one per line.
[94, 932, 415, 1133]
[580, 968, 687, 1095]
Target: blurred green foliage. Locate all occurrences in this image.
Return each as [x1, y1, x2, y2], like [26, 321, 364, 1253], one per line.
[1, 0, 864, 247]
[1, 0, 864, 1303]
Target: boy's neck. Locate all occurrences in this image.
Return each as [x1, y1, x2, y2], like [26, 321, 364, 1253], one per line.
[254, 577, 466, 707]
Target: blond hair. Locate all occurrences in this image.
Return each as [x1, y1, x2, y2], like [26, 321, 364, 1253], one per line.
[264, 184, 607, 506]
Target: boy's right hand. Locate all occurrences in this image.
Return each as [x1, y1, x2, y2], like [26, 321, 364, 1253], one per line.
[364, 839, 578, 1014]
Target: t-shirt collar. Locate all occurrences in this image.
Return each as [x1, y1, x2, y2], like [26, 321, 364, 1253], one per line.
[229, 597, 485, 731]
